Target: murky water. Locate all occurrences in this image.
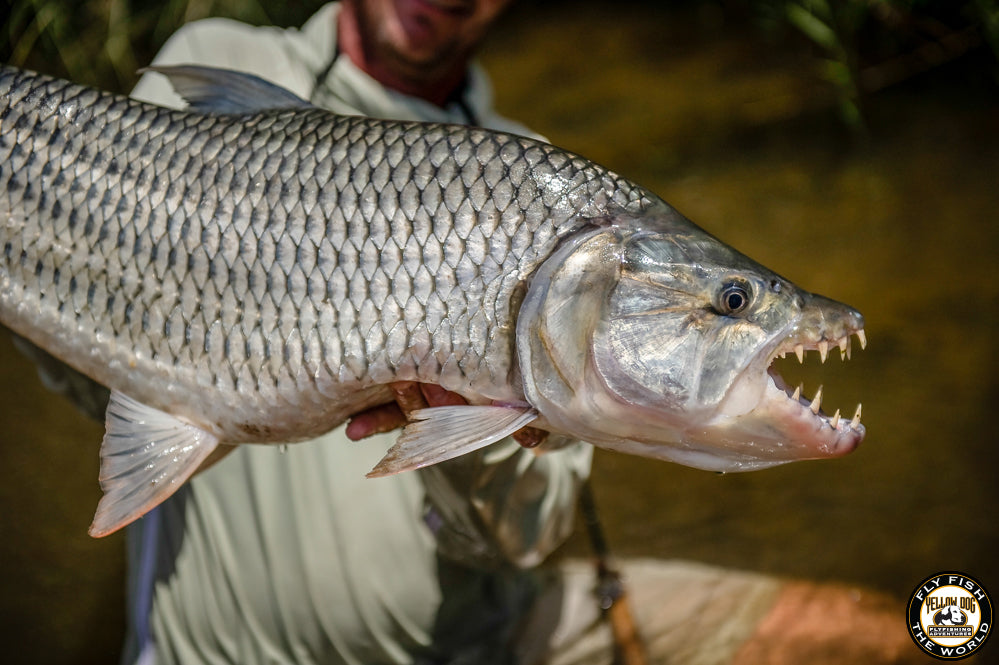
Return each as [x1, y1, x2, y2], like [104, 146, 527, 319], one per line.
[2, 4, 997, 663]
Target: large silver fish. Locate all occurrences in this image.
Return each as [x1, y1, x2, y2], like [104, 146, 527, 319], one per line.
[0, 65, 866, 537]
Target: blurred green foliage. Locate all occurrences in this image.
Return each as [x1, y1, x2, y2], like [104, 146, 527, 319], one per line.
[756, 0, 999, 126]
[2, 0, 315, 89]
[2, 0, 997, 126]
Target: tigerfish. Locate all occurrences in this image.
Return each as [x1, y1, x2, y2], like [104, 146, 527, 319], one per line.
[0, 65, 866, 537]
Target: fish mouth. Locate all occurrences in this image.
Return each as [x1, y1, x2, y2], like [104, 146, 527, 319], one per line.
[762, 325, 867, 454]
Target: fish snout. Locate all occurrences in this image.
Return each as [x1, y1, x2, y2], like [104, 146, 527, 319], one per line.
[796, 292, 865, 347]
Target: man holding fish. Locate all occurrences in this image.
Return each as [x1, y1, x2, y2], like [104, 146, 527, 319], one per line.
[3, 0, 925, 663]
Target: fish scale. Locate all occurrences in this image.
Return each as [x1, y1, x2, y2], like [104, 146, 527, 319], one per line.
[0, 65, 652, 443]
[2, 65, 867, 537]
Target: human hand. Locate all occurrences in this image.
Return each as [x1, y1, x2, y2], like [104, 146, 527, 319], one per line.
[345, 382, 466, 441]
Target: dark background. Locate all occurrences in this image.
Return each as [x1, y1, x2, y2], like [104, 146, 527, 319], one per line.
[2, 1, 998, 662]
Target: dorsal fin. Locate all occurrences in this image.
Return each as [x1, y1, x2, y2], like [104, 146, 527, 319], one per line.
[142, 65, 312, 114]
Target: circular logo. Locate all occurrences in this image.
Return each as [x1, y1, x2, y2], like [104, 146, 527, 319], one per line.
[907, 572, 992, 660]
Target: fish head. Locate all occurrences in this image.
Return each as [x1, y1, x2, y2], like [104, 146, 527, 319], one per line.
[517, 206, 866, 472]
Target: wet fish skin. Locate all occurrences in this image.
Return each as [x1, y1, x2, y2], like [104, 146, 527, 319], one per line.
[0, 64, 659, 533]
[0, 64, 650, 439]
[0, 65, 866, 537]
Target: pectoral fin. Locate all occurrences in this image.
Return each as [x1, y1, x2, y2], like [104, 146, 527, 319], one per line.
[367, 406, 539, 478]
[89, 391, 218, 537]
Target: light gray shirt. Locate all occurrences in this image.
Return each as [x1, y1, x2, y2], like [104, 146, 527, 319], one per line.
[123, 5, 592, 665]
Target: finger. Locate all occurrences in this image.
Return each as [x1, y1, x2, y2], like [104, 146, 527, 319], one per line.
[420, 383, 468, 407]
[512, 425, 547, 449]
[345, 403, 407, 441]
[390, 381, 430, 414]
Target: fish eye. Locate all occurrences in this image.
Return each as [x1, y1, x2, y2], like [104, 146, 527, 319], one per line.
[717, 280, 752, 316]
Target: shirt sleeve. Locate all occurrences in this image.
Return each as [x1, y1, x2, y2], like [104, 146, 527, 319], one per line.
[130, 17, 320, 108]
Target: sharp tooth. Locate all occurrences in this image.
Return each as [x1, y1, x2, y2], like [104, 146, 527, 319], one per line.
[818, 340, 828, 363]
[810, 385, 823, 414]
[795, 344, 805, 363]
[830, 409, 841, 429]
[850, 404, 862, 428]
[857, 330, 867, 350]
[838, 337, 848, 360]
[792, 385, 801, 402]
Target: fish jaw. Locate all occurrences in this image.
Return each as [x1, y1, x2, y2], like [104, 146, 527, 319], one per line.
[517, 207, 867, 472]
[686, 295, 868, 471]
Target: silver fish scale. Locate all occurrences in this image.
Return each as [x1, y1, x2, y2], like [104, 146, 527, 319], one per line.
[0, 66, 657, 441]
